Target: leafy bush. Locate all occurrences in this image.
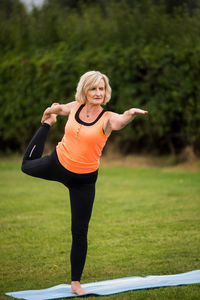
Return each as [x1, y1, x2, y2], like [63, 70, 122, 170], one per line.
[0, 0, 200, 155]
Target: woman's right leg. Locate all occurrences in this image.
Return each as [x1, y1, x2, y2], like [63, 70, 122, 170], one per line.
[22, 123, 50, 164]
[21, 122, 55, 180]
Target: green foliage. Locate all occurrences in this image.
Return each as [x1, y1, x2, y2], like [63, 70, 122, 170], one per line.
[0, 0, 200, 155]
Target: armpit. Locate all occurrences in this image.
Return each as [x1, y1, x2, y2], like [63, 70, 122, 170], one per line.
[103, 114, 112, 136]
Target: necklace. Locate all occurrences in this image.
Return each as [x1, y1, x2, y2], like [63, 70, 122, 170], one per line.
[85, 106, 102, 119]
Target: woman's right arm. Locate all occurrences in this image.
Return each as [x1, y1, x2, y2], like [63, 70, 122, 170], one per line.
[41, 101, 76, 123]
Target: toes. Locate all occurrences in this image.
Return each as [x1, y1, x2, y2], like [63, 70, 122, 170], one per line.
[70, 288, 86, 295]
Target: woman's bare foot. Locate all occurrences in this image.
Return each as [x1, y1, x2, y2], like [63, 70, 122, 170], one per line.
[70, 281, 87, 295]
[43, 113, 57, 126]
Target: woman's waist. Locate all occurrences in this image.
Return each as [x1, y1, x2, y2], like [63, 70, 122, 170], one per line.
[57, 141, 101, 162]
[56, 144, 100, 174]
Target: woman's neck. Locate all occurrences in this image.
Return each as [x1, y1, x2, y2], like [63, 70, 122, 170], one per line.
[84, 103, 102, 117]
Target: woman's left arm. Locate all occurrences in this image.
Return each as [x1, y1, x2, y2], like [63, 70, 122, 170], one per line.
[104, 108, 148, 135]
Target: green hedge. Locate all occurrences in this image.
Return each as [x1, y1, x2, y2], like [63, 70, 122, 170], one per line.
[1, 44, 200, 155]
[0, 1, 200, 155]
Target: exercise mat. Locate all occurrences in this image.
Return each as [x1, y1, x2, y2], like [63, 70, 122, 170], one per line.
[6, 270, 200, 299]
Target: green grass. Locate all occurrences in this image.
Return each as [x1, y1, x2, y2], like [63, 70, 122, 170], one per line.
[0, 158, 200, 299]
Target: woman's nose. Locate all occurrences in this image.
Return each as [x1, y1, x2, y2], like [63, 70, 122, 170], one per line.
[96, 89, 101, 95]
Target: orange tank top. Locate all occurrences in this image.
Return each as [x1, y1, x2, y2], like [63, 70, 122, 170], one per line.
[56, 103, 110, 174]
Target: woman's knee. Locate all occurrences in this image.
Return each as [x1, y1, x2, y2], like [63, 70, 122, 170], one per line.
[21, 159, 38, 177]
[21, 161, 31, 175]
[71, 223, 89, 240]
[21, 161, 27, 173]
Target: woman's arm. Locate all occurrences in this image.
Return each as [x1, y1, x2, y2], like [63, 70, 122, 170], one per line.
[103, 108, 148, 135]
[41, 101, 76, 123]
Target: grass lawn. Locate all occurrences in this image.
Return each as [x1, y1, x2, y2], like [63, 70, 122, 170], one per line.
[0, 157, 200, 299]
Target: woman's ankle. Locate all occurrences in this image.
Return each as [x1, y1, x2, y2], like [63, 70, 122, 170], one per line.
[43, 120, 53, 126]
[42, 122, 50, 128]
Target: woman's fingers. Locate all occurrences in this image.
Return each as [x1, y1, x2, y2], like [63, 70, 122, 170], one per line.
[130, 108, 148, 115]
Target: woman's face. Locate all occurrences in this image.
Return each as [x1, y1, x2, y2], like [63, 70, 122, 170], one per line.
[86, 79, 106, 105]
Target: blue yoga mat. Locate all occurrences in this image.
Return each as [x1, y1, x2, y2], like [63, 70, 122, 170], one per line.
[6, 270, 200, 299]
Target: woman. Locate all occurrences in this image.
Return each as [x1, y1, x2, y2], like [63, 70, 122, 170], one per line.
[21, 71, 148, 295]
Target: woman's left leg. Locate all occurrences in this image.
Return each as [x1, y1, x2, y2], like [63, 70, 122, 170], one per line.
[69, 182, 96, 293]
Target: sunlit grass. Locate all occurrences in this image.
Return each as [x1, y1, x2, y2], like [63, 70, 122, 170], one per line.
[0, 158, 200, 299]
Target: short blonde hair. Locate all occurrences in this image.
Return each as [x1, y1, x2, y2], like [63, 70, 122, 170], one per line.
[75, 71, 111, 105]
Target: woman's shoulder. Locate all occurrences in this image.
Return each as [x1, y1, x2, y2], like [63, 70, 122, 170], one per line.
[64, 101, 79, 114]
[67, 100, 78, 109]
[104, 110, 120, 120]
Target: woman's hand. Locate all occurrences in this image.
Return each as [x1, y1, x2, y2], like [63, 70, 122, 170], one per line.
[127, 108, 148, 116]
[41, 103, 60, 124]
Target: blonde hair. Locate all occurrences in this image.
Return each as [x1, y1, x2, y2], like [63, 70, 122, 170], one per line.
[75, 71, 111, 105]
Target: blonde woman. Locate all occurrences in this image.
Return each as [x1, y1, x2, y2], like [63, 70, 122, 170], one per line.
[21, 71, 148, 295]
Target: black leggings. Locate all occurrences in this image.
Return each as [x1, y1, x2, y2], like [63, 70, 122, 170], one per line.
[21, 123, 98, 282]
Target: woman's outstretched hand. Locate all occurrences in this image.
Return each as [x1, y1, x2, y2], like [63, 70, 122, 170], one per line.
[128, 108, 148, 116]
